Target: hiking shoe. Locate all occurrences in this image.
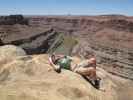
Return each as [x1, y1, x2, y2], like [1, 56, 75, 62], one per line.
[94, 79, 100, 89]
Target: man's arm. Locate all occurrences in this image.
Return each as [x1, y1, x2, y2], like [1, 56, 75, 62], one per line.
[48, 56, 61, 72]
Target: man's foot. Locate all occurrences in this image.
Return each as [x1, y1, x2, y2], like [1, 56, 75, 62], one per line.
[94, 79, 100, 89]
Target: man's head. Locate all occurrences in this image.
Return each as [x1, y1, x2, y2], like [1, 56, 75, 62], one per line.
[86, 53, 96, 65]
[88, 57, 96, 64]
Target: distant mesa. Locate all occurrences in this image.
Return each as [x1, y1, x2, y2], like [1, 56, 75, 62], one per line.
[0, 14, 29, 25]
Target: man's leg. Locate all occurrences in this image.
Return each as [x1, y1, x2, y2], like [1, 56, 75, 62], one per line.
[74, 67, 97, 80]
[74, 67, 100, 89]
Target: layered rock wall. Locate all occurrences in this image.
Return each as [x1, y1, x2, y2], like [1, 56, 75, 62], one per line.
[0, 15, 133, 79]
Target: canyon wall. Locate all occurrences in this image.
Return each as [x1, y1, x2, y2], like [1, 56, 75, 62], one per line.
[0, 15, 133, 80]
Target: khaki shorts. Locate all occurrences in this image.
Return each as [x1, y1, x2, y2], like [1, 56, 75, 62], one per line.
[76, 60, 91, 68]
[72, 60, 91, 72]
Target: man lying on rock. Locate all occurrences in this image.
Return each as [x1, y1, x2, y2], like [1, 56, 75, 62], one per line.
[49, 53, 101, 89]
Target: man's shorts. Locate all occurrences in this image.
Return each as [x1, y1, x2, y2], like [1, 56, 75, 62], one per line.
[76, 60, 90, 68]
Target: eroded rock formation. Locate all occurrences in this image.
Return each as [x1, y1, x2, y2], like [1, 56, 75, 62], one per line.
[0, 15, 133, 80]
[0, 45, 133, 100]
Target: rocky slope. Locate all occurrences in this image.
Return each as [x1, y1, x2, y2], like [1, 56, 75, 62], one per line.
[0, 15, 133, 80]
[0, 45, 133, 100]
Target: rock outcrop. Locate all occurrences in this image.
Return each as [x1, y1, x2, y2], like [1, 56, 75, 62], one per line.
[0, 45, 26, 67]
[0, 45, 133, 100]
